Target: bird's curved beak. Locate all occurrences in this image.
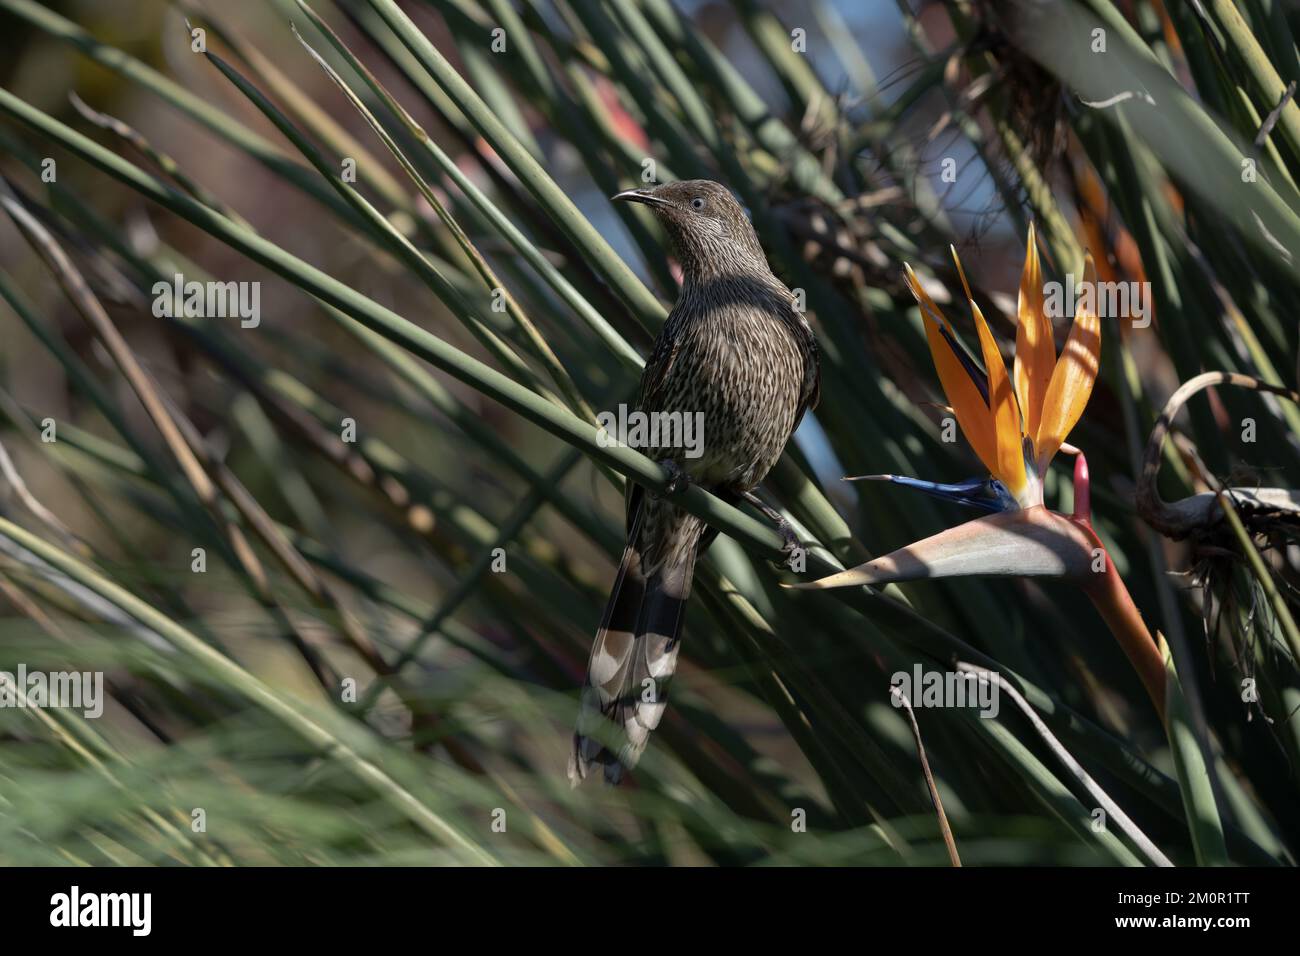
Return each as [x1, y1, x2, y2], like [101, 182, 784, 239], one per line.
[611, 188, 671, 208]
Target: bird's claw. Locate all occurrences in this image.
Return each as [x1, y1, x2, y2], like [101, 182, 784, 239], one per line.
[774, 520, 804, 571]
[740, 490, 804, 570]
[655, 461, 692, 498]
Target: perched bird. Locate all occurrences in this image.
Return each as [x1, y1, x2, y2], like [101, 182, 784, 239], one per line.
[569, 180, 820, 784]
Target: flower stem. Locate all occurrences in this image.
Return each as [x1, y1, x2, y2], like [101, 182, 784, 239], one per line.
[1069, 451, 1165, 720]
[1078, 539, 1167, 722]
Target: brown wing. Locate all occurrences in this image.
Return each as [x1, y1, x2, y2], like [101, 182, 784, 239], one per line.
[794, 318, 820, 431]
[635, 311, 683, 415]
[780, 284, 820, 431]
[625, 313, 683, 525]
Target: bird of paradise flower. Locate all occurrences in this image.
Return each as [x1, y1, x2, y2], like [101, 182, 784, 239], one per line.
[794, 226, 1166, 717]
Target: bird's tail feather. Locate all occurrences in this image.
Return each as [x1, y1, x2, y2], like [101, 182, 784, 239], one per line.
[569, 499, 703, 785]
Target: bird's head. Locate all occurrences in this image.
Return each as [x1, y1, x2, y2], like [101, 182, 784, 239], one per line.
[612, 179, 767, 278]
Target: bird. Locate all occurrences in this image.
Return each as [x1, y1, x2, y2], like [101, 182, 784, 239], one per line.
[568, 180, 820, 785]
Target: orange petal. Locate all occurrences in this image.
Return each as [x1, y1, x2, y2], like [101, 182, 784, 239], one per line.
[903, 263, 998, 478]
[951, 249, 1028, 498]
[1013, 223, 1055, 443]
[1036, 254, 1101, 472]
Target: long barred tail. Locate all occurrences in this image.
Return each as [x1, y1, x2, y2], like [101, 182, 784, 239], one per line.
[568, 490, 704, 785]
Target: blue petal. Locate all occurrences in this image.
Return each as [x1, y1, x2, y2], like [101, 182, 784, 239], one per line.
[845, 474, 1019, 513]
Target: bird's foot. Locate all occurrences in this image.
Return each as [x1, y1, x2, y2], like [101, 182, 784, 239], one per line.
[741, 491, 804, 570]
[654, 460, 693, 498]
[772, 516, 805, 571]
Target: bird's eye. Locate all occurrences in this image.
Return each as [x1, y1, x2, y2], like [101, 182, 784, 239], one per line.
[691, 197, 705, 210]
